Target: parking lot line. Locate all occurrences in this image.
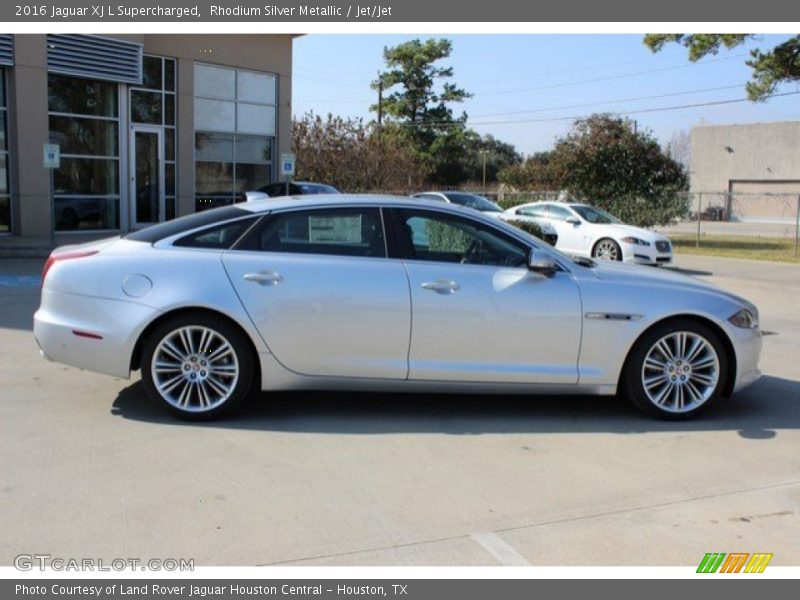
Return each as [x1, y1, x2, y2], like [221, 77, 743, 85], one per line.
[470, 532, 531, 566]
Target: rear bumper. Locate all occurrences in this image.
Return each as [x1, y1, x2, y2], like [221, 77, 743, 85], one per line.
[34, 289, 158, 378]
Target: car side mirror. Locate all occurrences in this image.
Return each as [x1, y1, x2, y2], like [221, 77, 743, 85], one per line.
[566, 217, 581, 225]
[527, 250, 557, 276]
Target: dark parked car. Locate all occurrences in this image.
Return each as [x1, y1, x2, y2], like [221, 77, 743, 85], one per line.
[257, 181, 341, 197]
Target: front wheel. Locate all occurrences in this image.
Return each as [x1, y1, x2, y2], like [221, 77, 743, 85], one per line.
[592, 238, 622, 261]
[141, 313, 255, 420]
[621, 319, 728, 419]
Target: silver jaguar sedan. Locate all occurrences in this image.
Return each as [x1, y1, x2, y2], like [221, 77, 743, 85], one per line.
[34, 195, 762, 421]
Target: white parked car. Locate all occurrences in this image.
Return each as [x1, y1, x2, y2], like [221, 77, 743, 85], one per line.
[505, 201, 673, 265]
[34, 196, 761, 421]
[413, 192, 558, 245]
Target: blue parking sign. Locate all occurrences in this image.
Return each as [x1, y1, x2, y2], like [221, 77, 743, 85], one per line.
[280, 153, 295, 176]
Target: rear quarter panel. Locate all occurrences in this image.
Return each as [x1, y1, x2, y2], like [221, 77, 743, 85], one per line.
[42, 240, 270, 373]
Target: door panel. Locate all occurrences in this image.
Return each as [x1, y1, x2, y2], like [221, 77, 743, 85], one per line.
[224, 254, 411, 378]
[405, 263, 582, 383]
[392, 207, 583, 384]
[546, 204, 584, 254]
[222, 207, 411, 379]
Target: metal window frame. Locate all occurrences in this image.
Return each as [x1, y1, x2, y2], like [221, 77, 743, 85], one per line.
[48, 73, 124, 233]
[193, 62, 278, 211]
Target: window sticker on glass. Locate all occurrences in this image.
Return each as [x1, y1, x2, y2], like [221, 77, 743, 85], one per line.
[308, 215, 363, 244]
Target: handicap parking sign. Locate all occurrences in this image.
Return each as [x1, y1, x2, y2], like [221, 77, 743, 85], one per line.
[281, 153, 295, 176]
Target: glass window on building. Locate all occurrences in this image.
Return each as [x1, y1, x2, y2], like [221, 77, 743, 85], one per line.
[194, 64, 276, 211]
[0, 69, 10, 233]
[130, 55, 177, 220]
[48, 74, 120, 231]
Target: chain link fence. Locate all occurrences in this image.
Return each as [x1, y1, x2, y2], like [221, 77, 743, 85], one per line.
[670, 191, 800, 258]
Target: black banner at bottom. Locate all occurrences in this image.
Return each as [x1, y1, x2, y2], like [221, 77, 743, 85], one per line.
[3, 579, 797, 600]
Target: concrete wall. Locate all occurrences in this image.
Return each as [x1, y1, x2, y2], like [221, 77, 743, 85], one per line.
[4, 33, 294, 240]
[690, 121, 800, 192]
[8, 35, 50, 237]
[690, 122, 800, 222]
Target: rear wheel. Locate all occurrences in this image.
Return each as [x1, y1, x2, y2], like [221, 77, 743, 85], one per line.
[141, 313, 254, 420]
[593, 238, 622, 261]
[621, 319, 728, 419]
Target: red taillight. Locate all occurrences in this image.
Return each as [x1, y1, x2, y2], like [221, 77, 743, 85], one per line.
[41, 250, 99, 286]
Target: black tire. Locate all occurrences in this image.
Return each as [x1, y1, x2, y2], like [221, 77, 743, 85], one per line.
[620, 318, 729, 420]
[592, 238, 622, 261]
[140, 312, 255, 420]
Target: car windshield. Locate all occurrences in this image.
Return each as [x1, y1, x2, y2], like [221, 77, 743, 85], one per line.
[570, 205, 620, 224]
[446, 193, 503, 212]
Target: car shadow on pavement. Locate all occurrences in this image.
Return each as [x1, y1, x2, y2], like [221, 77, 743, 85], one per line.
[111, 374, 799, 439]
[664, 266, 714, 277]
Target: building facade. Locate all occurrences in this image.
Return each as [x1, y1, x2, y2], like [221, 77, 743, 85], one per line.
[0, 33, 294, 247]
[690, 121, 800, 223]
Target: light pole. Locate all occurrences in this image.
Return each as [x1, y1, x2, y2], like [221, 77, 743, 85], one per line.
[480, 149, 488, 194]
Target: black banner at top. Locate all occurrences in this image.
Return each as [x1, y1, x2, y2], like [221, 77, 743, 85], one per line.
[1, 0, 793, 22]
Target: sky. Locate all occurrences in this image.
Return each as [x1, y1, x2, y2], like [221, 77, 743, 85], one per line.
[292, 34, 800, 156]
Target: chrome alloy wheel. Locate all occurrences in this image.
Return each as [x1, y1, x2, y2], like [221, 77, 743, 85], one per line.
[594, 239, 620, 261]
[150, 326, 240, 413]
[641, 331, 720, 413]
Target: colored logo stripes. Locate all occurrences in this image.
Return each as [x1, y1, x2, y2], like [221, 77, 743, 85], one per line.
[697, 552, 773, 573]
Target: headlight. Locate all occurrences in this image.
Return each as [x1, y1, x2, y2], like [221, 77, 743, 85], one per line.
[729, 308, 759, 329]
[620, 236, 651, 246]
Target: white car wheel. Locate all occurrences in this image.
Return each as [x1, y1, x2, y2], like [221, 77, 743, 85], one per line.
[593, 238, 622, 261]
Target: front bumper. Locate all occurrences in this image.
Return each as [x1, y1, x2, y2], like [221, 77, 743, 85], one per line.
[719, 320, 763, 393]
[622, 243, 673, 266]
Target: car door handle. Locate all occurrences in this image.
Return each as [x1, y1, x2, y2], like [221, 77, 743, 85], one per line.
[243, 271, 283, 286]
[421, 279, 460, 294]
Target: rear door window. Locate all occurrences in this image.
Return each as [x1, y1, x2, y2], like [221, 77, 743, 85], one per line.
[241, 207, 387, 258]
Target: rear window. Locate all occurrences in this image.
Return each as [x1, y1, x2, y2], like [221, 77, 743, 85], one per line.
[125, 206, 250, 243]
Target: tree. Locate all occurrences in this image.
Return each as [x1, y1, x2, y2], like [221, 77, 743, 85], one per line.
[644, 34, 800, 100]
[463, 133, 522, 185]
[498, 152, 561, 190]
[665, 130, 691, 173]
[548, 114, 689, 227]
[372, 38, 472, 184]
[373, 38, 470, 129]
[292, 112, 427, 192]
